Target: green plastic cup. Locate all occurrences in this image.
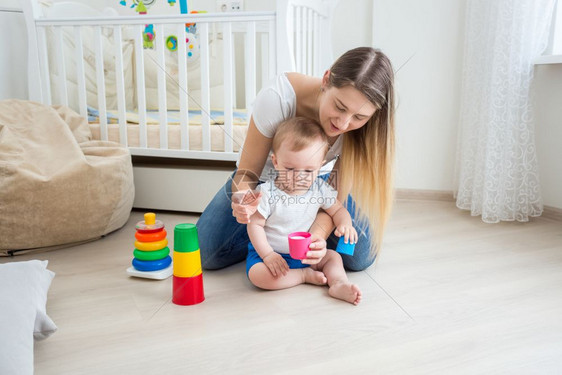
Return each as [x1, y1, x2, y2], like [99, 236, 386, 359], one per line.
[174, 223, 199, 253]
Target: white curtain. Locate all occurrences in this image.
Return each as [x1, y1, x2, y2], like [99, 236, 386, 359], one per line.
[455, 0, 556, 223]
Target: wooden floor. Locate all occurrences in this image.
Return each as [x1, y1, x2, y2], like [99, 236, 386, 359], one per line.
[4, 199, 562, 374]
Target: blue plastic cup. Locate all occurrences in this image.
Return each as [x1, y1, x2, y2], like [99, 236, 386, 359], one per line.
[336, 236, 355, 256]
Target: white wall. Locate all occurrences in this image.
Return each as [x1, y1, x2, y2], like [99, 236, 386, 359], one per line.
[332, 0, 373, 56]
[372, 0, 466, 192]
[533, 63, 562, 209]
[0, 2, 27, 100]
[3, 0, 560, 209]
[370, 0, 562, 209]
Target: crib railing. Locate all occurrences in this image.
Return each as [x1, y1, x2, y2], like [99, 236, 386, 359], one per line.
[277, 0, 336, 77]
[31, 13, 275, 161]
[23, 0, 335, 161]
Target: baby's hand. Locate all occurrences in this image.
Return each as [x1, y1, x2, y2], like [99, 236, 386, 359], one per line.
[335, 225, 358, 245]
[262, 252, 289, 277]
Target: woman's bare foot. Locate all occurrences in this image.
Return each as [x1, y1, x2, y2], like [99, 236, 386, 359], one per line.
[303, 268, 328, 285]
[328, 281, 362, 305]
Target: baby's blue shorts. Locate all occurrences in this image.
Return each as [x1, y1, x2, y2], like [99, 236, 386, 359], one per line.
[246, 243, 310, 275]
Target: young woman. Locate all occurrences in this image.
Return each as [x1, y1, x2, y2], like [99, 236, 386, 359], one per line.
[196, 47, 395, 272]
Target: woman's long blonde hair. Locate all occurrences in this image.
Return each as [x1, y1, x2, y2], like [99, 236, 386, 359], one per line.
[328, 47, 395, 258]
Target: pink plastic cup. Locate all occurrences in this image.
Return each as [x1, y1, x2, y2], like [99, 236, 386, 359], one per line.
[288, 232, 312, 260]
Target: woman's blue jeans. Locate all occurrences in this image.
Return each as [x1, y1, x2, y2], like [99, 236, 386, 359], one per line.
[196, 172, 376, 271]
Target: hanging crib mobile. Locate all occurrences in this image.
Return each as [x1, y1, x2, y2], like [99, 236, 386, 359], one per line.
[121, 0, 200, 59]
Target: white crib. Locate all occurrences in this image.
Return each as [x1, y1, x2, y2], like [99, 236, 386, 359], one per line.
[22, 0, 338, 162]
[21, 0, 338, 212]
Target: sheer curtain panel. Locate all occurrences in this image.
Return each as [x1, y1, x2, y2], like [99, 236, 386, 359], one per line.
[455, 0, 556, 222]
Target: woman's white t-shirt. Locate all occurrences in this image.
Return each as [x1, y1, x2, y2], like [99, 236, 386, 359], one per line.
[236, 73, 342, 181]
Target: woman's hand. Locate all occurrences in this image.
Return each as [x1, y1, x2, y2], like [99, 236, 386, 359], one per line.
[231, 189, 262, 224]
[335, 225, 358, 245]
[302, 233, 327, 265]
[263, 252, 289, 277]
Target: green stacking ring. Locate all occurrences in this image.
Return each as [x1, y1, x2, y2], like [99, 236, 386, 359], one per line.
[174, 223, 199, 253]
[134, 247, 170, 261]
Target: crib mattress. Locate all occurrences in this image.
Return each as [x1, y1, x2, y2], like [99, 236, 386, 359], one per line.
[89, 123, 247, 152]
[88, 106, 248, 152]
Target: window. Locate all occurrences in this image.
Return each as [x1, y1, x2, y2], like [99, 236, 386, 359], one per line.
[536, 0, 562, 64]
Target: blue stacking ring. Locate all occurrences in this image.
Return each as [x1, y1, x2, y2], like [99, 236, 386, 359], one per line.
[132, 255, 172, 272]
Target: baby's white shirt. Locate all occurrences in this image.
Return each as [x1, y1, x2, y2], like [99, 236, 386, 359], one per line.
[255, 179, 338, 254]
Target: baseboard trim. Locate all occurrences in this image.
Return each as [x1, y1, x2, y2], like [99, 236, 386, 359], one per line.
[396, 189, 562, 221]
[132, 165, 233, 213]
[543, 205, 562, 221]
[395, 189, 455, 202]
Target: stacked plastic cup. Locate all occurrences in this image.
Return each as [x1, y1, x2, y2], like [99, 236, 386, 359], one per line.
[172, 223, 205, 305]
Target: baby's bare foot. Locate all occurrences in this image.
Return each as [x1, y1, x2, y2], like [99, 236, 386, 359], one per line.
[303, 268, 327, 285]
[329, 281, 362, 305]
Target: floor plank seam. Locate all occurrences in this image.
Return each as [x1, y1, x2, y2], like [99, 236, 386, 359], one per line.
[365, 271, 416, 322]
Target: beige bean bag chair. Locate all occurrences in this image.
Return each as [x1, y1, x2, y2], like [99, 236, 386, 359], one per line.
[0, 100, 134, 255]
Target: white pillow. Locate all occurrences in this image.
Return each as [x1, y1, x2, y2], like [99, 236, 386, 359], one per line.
[0, 260, 56, 375]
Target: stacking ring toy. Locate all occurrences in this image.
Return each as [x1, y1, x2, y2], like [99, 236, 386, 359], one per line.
[132, 255, 172, 272]
[135, 238, 168, 251]
[134, 247, 170, 261]
[135, 229, 167, 242]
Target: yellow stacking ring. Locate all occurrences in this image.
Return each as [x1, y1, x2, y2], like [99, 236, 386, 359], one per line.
[134, 239, 168, 251]
[173, 250, 202, 278]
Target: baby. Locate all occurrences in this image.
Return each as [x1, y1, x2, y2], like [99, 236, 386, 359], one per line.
[246, 117, 362, 305]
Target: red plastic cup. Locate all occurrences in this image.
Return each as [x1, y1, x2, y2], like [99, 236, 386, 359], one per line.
[288, 232, 312, 260]
[172, 274, 205, 305]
